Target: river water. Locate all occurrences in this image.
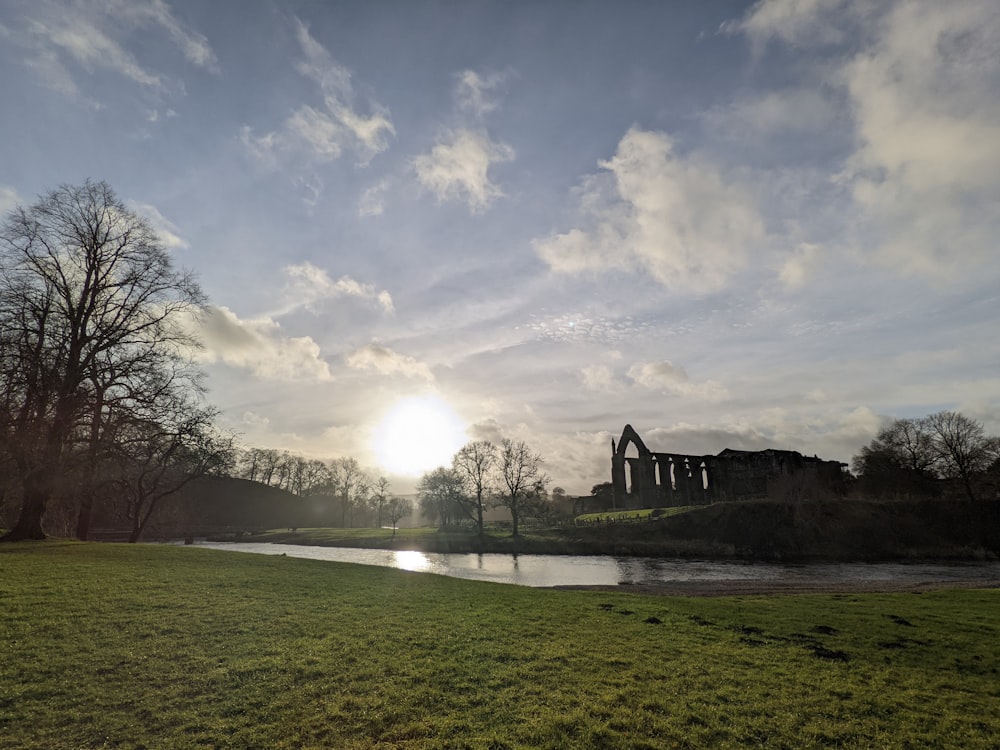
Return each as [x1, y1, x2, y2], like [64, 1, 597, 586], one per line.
[184, 541, 1000, 590]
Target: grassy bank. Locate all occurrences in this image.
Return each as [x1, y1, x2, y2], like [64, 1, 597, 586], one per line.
[1, 543, 998, 749]
[246, 495, 1000, 561]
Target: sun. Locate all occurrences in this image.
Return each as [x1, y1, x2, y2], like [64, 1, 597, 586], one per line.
[373, 396, 467, 476]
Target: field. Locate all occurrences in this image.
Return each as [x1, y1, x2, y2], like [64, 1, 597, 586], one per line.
[574, 506, 699, 524]
[1, 542, 998, 749]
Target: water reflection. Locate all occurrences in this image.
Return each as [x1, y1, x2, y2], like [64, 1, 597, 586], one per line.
[180, 541, 1000, 589]
[393, 549, 432, 572]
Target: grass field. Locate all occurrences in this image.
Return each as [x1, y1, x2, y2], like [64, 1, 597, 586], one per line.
[1, 542, 997, 749]
[575, 506, 699, 525]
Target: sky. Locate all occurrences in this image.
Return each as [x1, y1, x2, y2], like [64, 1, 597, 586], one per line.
[1, 0, 998, 495]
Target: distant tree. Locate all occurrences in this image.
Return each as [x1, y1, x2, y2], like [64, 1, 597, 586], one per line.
[0, 180, 206, 541]
[330, 457, 370, 527]
[385, 496, 411, 537]
[496, 438, 548, 538]
[418, 467, 466, 529]
[852, 418, 939, 498]
[590, 482, 615, 507]
[452, 440, 497, 537]
[853, 412, 999, 501]
[924, 411, 1000, 502]
[371, 476, 391, 528]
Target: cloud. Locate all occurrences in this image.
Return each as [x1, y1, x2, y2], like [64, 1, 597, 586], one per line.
[7, 0, 217, 102]
[778, 242, 821, 288]
[627, 361, 729, 402]
[242, 17, 394, 168]
[725, 0, 1000, 281]
[281, 262, 395, 314]
[840, 0, 1000, 276]
[721, 0, 854, 49]
[241, 411, 270, 429]
[0, 186, 21, 217]
[535, 127, 765, 293]
[413, 128, 514, 212]
[129, 201, 188, 250]
[454, 70, 506, 119]
[358, 179, 389, 217]
[707, 88, 841, 136]
[115, 0, 218, 71]
[580, 364, 617, 392]
[195, 305, 332, 382]
[346, 343, 434, 381]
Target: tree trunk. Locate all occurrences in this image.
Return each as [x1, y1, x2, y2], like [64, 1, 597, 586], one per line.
[75, 494, 94, 541]
[510, 504, 519, 538]
[1, 486, 48, 541]
[962, 473, 978, 503]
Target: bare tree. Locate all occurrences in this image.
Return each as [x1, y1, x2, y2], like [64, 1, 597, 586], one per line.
[417, 467, 466, 529]
[330, 457, 369, 527]
[385, 497, 411, 537]
[452, 440, 497, 537]
[371, 476, 391, 528]
[107, 403, 233, 542]
[853, 412, 999, 501]
[0, 181, 205, 541]
[924, 411, 999, 502]
[496, 438, 548, 538]
[852, 418, 939, 498]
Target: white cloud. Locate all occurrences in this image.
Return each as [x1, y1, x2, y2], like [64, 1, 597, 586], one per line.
[580, 364, 617, 392]
[8, 0, 217, 101]
[281, 262, 394, 315]
[627, 361, 729, 402]
[195, 305, 332, 382]
[454, 70, 506, 119]
[840, 0, 1000, 276]
[114, 0, 218, 72]
[242, 17, 394, 168]
[535, 127, 765, 293]
[722, 0, 855, 49]
[778, 242, 821, 288]
[708, 88, 840, 136]
[129, 201, 188, 250]
[726, 0, 1000, 281]
[346, 343, 434, 381]
[413, 128, 514, 212]
[241, 411, 270, 429]
[358, 180, 389, 217]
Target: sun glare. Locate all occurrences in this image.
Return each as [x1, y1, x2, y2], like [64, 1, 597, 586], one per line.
[373, 396, 467, 476]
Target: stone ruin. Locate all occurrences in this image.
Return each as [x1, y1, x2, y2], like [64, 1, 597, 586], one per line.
[611, 424, 847, 508]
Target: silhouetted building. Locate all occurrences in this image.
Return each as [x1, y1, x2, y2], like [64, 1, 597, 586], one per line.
[611, 425, 846, 508]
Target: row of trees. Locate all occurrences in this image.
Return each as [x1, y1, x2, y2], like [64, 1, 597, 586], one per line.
[417, 438, 550, 537]
[0, 182, 233, 542]
[230, 449, 413, 530]
[852, 411, 999, 502]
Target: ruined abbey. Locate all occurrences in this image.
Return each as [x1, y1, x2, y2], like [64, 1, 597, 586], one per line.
[611, 425, 846, 508]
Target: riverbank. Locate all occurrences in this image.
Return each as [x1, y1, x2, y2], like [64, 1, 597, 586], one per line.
[237, 497, 1000, 562]
[2, 542, 998, 748]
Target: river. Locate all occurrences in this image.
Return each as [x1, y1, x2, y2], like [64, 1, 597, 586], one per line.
[182, 541, 1000, 590]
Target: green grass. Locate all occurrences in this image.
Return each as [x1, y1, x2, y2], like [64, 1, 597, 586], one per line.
[576, 505, 699, 524]
[1, 543, 998, 749]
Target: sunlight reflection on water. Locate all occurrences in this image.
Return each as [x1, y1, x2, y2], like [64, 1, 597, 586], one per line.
[179, 542, 1000, 589]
